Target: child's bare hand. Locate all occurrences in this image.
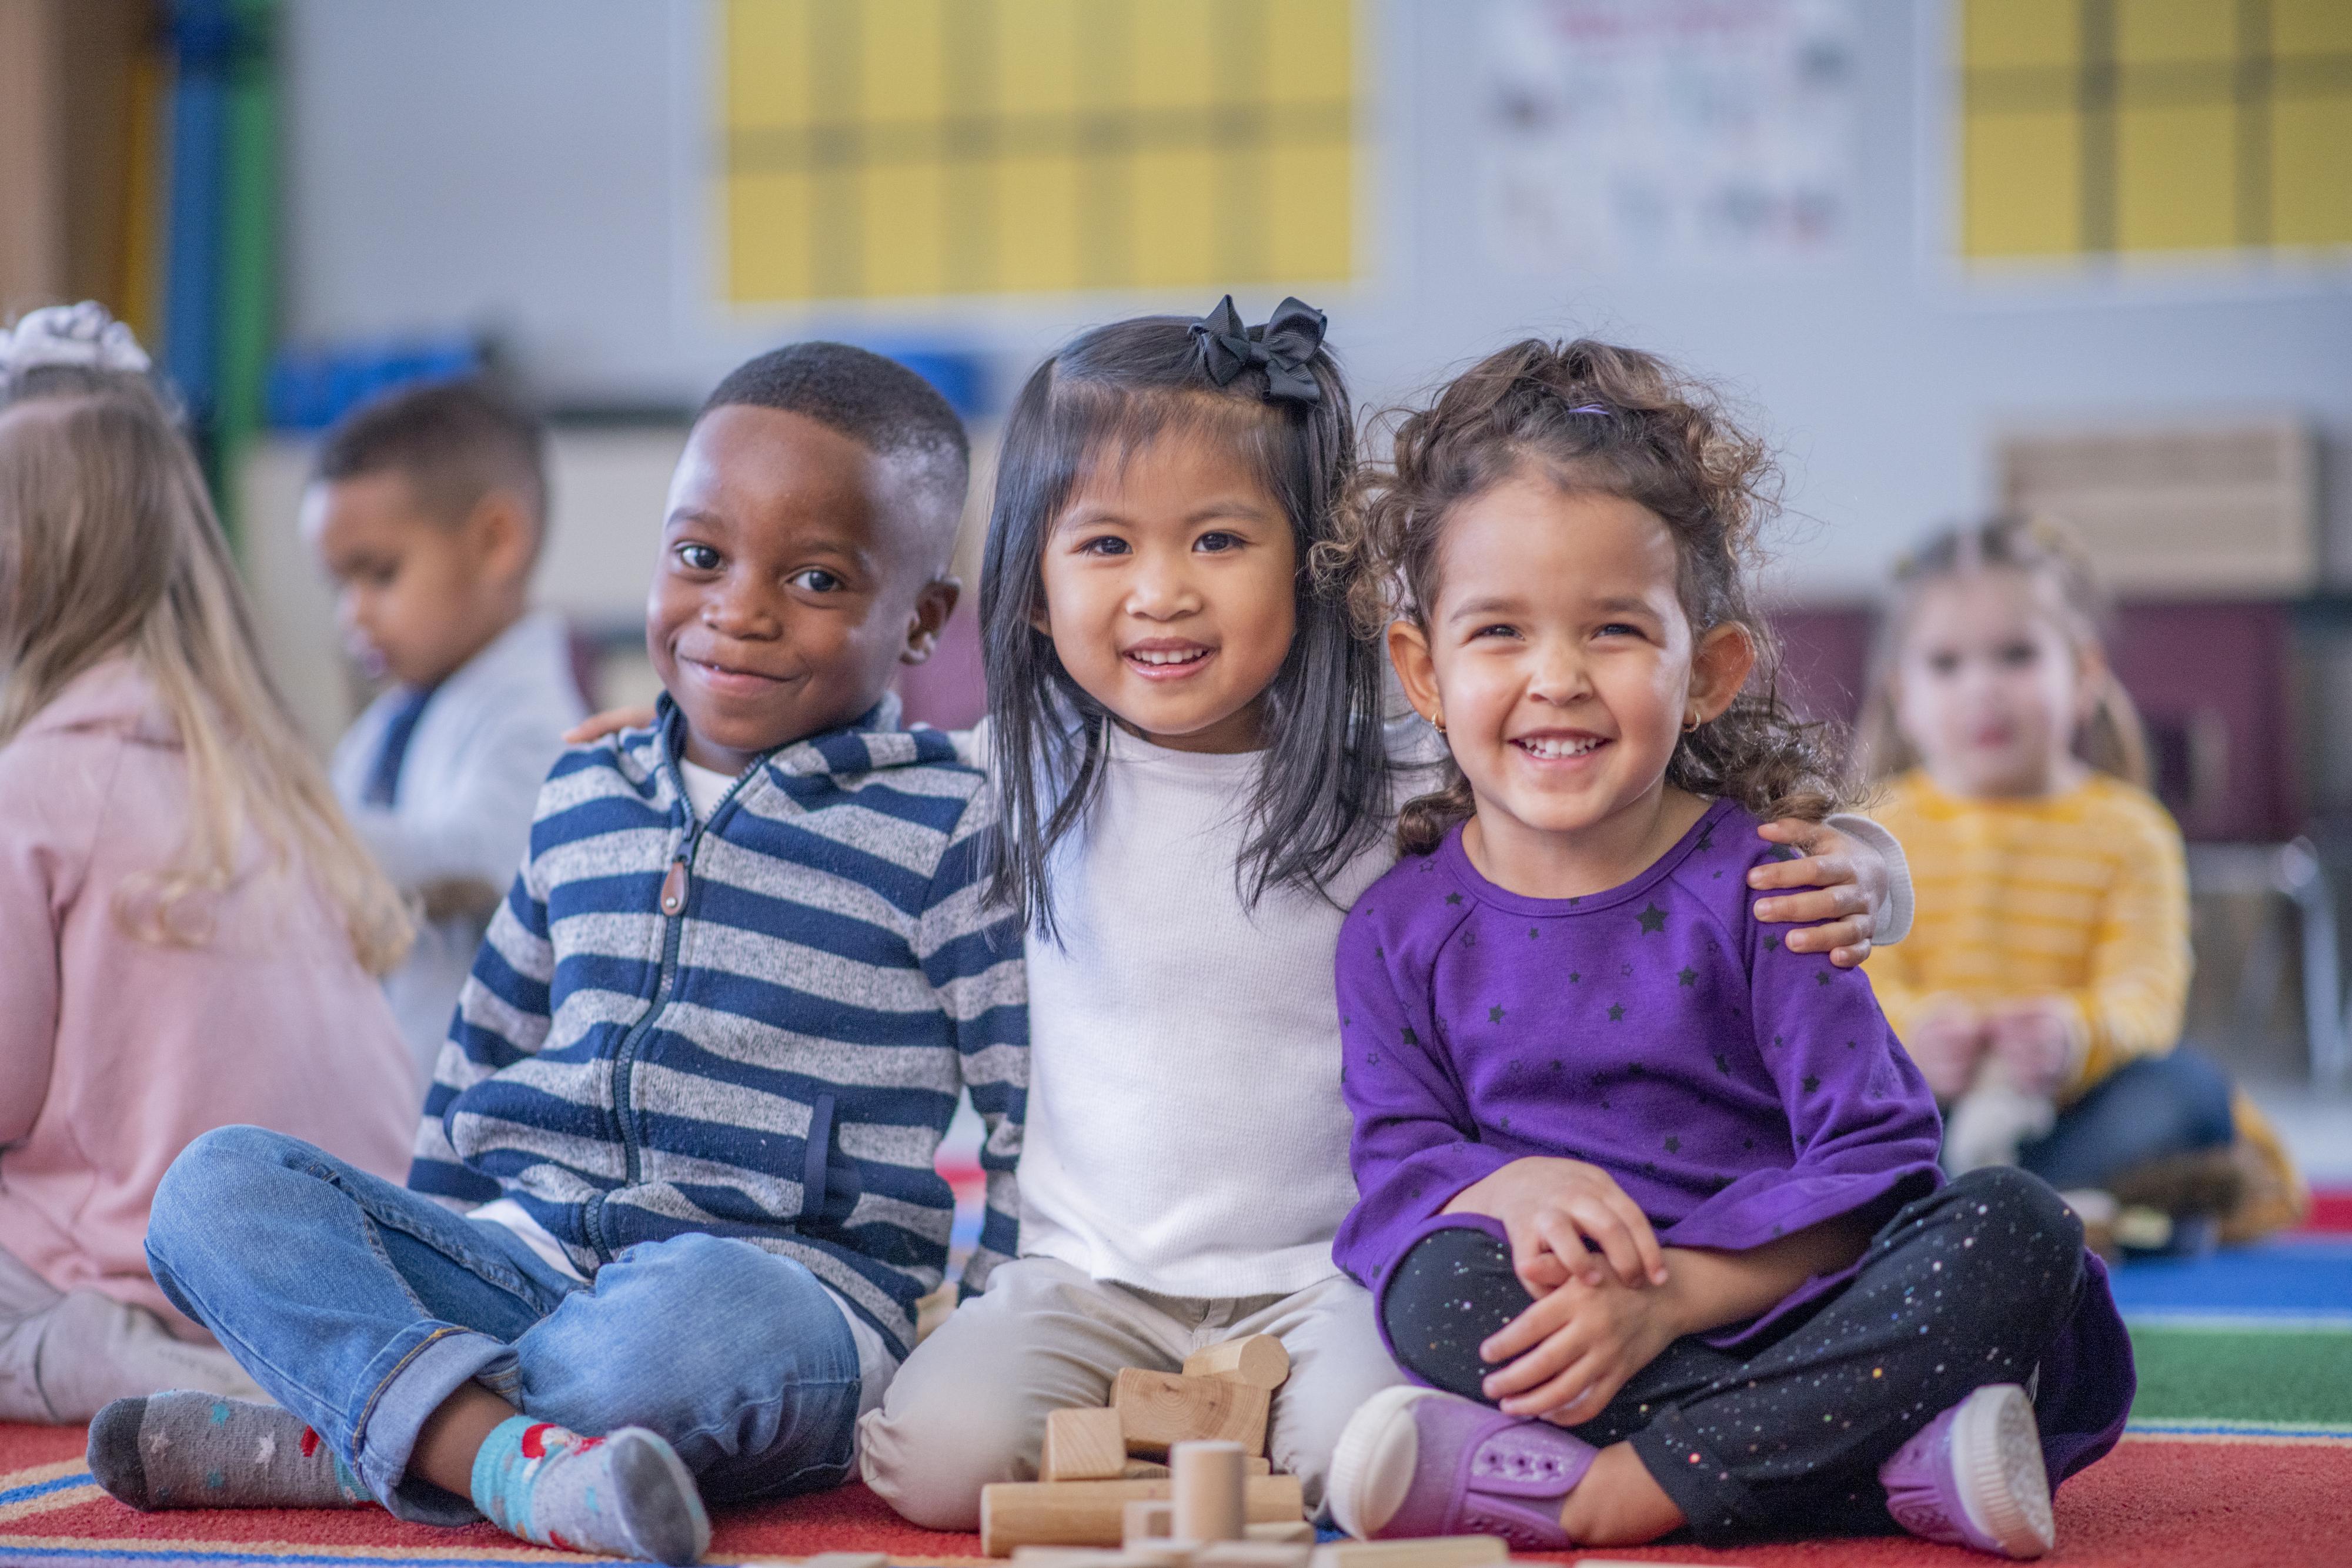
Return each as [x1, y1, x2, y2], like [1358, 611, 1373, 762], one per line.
[1476, 1271, 1679, 1423]
[1444, 1158, 1667, 1293]
[1986, 999, 2076, 1096]
[564, 705, 657, 745]
[1907, 998, 1987, 1101]
[1749, 819, 1879, 968]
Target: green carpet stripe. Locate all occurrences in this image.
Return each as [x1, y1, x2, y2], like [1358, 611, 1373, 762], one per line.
[2125, 1325, 2352, 1426]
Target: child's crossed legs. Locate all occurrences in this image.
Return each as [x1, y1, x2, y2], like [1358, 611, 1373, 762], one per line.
[860, 1255, 1405, 1527]
[1377, 1166, 2087, 1544]
[137, 1126, 862, 1527]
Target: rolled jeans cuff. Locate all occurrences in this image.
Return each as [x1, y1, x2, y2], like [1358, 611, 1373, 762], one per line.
[352, 1325, 517, 1524]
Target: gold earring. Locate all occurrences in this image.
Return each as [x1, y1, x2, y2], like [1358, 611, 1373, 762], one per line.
[1426, 710, 1446, 737]
[1682, 710, 1701, 733]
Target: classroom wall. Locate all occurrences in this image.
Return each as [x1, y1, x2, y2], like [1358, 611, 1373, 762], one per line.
[278, 0, 2352, 601]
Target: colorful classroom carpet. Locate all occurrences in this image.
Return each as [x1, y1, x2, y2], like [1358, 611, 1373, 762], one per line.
[1, 1231, 2344, 1567]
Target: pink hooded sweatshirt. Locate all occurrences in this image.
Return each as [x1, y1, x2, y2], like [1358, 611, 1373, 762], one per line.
[0, 660, 417, 1334]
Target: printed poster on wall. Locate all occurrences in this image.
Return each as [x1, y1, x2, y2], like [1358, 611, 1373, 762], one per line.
[1481, 0, 1858, 271]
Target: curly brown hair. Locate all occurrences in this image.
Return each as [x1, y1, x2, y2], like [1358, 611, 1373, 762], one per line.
[1322, 337, 1840, 855]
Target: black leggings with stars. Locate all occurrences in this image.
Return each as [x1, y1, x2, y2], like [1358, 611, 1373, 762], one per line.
[1379, 1166, 2088, 1545]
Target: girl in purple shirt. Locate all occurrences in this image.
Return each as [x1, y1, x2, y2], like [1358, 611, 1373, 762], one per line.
[1319, 340, 2132, 1559]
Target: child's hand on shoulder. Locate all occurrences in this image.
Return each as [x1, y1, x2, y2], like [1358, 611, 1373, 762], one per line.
[1474, 1268, 1679, 1425]
[1749, 818, 1883, 968]
[1986, 998, 2079, 1096]
[564, 706, 657, 746]
[1444, 1158, 1667, 1295]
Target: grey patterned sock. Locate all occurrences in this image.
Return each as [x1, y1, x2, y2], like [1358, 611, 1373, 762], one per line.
[88, 1394, 369, 1510]
[470, 1416, 710, 1563]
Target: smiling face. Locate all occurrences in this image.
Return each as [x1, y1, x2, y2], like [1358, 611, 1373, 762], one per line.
[646, 405, 957, 774]
[1892, 568, 2098, 799]
[1033, 430, 1298, 754]
[1388, 474, 1752, 895]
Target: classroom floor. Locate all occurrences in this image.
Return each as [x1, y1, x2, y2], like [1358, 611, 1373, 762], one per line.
[0, 1217, 2344, 1568]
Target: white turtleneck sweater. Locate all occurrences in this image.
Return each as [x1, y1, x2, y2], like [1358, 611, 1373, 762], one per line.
[1013, 726, 1395, 1299]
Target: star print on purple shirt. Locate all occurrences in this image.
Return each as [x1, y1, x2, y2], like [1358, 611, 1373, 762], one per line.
[1332, 798, 1945, 1348]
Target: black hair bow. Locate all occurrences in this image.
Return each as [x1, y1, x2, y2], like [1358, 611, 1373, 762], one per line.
[1189, 295, 1327, 406]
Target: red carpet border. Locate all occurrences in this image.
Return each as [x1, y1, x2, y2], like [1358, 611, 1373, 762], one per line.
[0, 1429, 2345, 1568]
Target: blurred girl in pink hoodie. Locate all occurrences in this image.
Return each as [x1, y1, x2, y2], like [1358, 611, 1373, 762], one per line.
[0, 306, 418, 1422]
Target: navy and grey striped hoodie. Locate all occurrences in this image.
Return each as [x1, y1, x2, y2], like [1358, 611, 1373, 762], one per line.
[409, 696, 1024, 1358]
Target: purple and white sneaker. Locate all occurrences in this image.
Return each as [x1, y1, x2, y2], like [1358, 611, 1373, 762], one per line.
[1325, 1386, 1597, 1550]
[1879, 1384, 2056, 1559]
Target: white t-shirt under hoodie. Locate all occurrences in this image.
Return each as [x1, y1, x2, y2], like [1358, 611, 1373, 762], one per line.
[998, 721, 1913, 1305]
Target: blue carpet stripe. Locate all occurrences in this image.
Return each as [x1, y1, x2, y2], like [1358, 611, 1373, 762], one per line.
[2128, 1419, 2352, 1440]
[2122, 1308, 2352, 1329]
[2106, 1236, 2352, 1321]
[0, 1472, 90, 1508]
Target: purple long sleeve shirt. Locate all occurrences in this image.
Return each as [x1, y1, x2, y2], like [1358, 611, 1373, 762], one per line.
[1335, 798, 1943, 1325]
[1333, 800, 2134, 1478]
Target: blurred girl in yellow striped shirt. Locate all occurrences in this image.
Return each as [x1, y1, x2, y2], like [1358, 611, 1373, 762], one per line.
[1859, 516, 2301, 1248]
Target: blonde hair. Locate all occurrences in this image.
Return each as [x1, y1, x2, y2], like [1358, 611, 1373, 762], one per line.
[0, 386, 412, 973]
[1856, 512, 2149, 789]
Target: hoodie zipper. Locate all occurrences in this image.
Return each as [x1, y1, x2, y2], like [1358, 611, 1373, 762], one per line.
[584, 739, 767, 1261]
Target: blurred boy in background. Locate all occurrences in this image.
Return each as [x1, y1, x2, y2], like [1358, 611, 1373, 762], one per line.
[306, 379, 586, 1085]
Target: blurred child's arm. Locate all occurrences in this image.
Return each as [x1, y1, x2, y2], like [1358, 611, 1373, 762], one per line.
[1850, 921, 1990, 1099]
[0, 800, 63, 1145]
[913, 789, 1027, 1299]
[1748, 814, 1914, 968]
[2052, 801, 2191, 1095]
[407, 858, 558, 1207]
[348, 720, 569, 895]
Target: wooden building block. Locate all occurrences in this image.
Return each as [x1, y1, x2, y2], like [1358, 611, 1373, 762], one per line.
[1181, 1336, 1291, 1391]
[1112, 1368, 1271, 1458]
[1199, 1544, 1314, 1568]
[1045, 1406, 1131, 1482]
[1306, 1537, 1508, 1568]
[1172, 1441, 1247, 1543]
[980, 1476, 1307, 1556]
[1122, 1499, 1175, 1546]
[1242, 1522, 1315, 1544]
[800, 1556, 892, 1568]
[1120, 1457, 1271, 1480]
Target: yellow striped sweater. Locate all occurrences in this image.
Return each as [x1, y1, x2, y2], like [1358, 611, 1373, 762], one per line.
[1865, 769, 2188, 1096]
[1865, 769, 2304, 1238]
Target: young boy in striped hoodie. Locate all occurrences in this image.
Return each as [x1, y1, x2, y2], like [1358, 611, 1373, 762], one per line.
[92, 345, 1024, 1566]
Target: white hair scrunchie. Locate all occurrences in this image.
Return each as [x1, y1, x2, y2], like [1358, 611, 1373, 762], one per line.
[0, 300, 154, 385]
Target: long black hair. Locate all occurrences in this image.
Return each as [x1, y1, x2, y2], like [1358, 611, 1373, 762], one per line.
[979, 307, 1389, 939]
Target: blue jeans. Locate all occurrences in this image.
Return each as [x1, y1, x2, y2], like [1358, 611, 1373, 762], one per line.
[2016, 1049, 2237, 1193]
[144, 1126, 861, 1525]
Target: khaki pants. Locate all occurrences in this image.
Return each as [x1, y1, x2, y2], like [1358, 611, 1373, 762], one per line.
[858, 1256, 1404, 1529]
[0, 1245, 264, 1423]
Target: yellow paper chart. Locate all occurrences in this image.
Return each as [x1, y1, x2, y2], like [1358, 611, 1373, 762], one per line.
[719, 0, 1358, 305]
[1957, 0, 2352, 263]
